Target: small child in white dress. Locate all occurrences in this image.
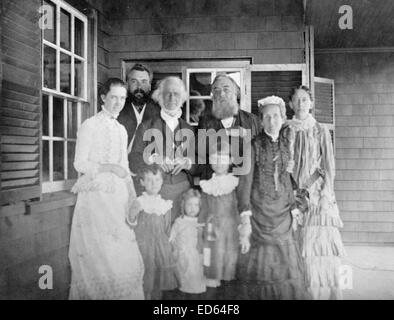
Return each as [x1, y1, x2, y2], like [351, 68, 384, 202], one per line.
[169, 189, 206, 295]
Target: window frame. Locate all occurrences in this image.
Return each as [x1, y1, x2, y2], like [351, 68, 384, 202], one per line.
[41, 0, 89, 194]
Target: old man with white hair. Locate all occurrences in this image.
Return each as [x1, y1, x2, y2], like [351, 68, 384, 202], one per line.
[130, 76, 195, 223]
[236, 95, 309, 300]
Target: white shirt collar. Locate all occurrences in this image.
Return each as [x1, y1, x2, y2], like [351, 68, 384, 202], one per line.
[160, 108, 182, 132]
[221, 116, 235, 129]
[264, 130, 279, 142]
[132, 103, 146, 125]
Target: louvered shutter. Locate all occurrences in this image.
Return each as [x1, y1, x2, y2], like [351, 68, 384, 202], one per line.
[0, 0, 41, 204]
[314, 77, 335, 147]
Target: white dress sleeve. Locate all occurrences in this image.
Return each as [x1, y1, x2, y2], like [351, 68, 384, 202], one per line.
[74, 118, 100, 177]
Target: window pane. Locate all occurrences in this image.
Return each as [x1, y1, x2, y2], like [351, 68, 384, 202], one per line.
[43, 0, 56, 43]
[75, 58, 84, 98]
[190, 73, 212, 96]
[60, 53, 71, 94]
[53, 141, 64, 181]
[53, 97, 64, 137]
[60, 9, 71, 50]
[43, 45, 56, 90]
[42, 95, 49, 136]
[75, 18, 84, 56]
[42, 140, 49, 182]
[67, 101, 78, 138]
[68, 142, 78, 179]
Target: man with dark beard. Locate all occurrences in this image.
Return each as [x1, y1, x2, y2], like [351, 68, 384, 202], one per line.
[118, 64, 160, 194]
[197, 74, 260, 181]
[118, 63, 160, 155]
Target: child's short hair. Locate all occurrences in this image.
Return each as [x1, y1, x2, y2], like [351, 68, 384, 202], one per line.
[138, 163, 163, 181]
[181, 188, 201, 216]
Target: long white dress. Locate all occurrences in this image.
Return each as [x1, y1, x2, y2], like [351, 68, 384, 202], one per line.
[68, 110, 144, 300]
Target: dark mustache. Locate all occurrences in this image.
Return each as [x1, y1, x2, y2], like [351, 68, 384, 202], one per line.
[132, 88, 147, 95]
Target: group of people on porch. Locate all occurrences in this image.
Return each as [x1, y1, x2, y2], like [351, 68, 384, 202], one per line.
[67, 63, 345, 300]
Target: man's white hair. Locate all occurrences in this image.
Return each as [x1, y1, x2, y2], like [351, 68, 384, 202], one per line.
[152, 76, 188, 109]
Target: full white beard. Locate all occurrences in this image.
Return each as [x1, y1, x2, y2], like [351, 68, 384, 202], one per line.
[212, 98, 239, 120]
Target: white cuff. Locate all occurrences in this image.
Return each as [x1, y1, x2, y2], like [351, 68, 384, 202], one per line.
[125, 216, 138, 228]
[240, 210, 252, 218]
[184, 157, 192, 170]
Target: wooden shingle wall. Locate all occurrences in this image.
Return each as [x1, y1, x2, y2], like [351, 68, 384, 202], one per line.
[102, 0, 305, 77]
[316, 52, 394, 245]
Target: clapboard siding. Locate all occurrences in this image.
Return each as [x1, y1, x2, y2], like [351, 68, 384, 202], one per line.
[251, 70, 302, 116]
[1, 0, 42, 204]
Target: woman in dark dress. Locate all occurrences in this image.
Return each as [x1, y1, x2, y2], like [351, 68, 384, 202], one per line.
[237, 96, 309, 300]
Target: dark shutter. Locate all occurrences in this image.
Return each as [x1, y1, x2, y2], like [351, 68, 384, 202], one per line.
[314, 78, 334, 124]
[251, 70, 302, 118]
[314, 77, 335, 147]
[0, 0, 42, 204]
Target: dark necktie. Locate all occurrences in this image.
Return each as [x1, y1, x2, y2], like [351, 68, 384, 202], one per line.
[134, 104, 144, 113]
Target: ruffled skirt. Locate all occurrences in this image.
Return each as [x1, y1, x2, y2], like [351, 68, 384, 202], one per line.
[237, 239, 309, 300]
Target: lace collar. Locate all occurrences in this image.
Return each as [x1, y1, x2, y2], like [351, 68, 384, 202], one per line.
[137, 192, 173, 216]
[200, 173, 239, 196]
[288, 114, 316, 131]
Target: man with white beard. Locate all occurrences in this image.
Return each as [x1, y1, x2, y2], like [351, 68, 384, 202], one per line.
[197, 74, 260, 181]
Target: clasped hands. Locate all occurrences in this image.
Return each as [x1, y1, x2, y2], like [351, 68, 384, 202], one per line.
[150, 154, 192, 175]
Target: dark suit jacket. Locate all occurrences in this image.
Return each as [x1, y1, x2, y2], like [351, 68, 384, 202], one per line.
[130, 114, 196, 193]
[117, 98, 160, 148]
[197, 109, 261, 180]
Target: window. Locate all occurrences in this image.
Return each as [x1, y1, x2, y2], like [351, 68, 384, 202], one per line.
[42, 0, 89, 193]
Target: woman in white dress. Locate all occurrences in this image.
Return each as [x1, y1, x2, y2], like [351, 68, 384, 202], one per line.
[68, 78, 144, 300]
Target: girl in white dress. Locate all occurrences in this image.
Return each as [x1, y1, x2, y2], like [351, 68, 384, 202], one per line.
[170, 189, 206, 295]
[68, 78, 144, 300]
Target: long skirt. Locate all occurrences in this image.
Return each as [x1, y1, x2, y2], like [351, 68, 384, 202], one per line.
[237, 239, 308, 300]
[68, 175, 144, 300]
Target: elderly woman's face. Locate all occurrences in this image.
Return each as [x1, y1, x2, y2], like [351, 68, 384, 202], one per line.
[261, 104, 284, 136]
[162, 80, 183, 111]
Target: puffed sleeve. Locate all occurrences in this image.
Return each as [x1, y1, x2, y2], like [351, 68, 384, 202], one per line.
[73, 118, 100, 177]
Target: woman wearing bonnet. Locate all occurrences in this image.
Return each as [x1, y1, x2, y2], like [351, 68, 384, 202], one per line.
[237, 95, 308, 300]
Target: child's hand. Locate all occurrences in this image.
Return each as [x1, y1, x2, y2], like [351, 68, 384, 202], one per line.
[240, 236, 250, 254]
[128, 200, 142, 223]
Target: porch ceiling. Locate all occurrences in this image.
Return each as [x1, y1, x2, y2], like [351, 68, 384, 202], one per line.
[306, 0, 394, 48]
